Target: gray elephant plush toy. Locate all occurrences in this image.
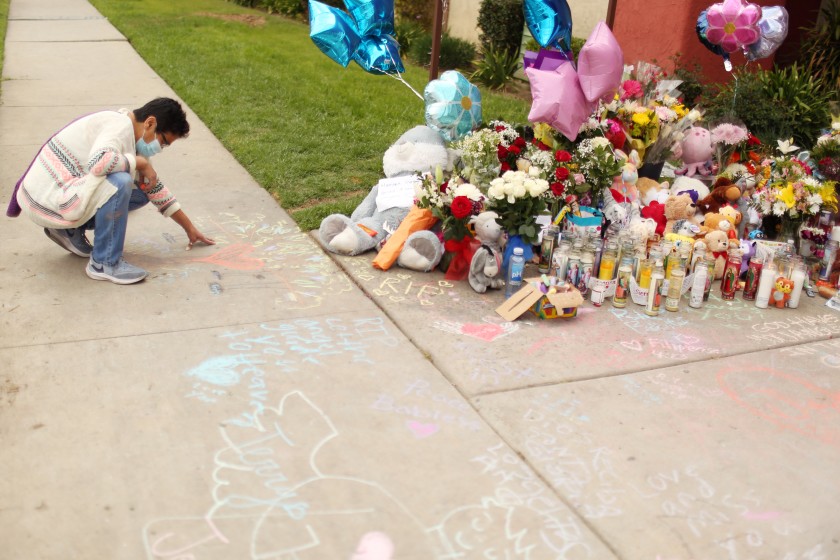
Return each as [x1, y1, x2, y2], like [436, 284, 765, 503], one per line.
[319, 126, 453, 271]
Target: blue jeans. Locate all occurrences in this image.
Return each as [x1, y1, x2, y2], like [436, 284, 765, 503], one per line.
[82, 172, 149, 265]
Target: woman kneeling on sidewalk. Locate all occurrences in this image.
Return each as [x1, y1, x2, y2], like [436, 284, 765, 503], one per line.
[6, 97, 214, 284]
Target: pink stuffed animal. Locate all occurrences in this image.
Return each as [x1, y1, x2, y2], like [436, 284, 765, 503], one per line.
[676, 127, 713, 177]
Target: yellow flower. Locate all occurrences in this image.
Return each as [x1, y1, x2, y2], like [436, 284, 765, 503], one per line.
[776, 183, 796, 208]
[632, 112, 650, 127]
[673, 104, 688, 118]
[532, 122, 555, 149]
[821, 181, 838, 211]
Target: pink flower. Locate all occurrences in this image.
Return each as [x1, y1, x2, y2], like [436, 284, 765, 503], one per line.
[706, 0, 761, 54]
[620, 80, 643, 101]
[574, 173, 586, 185]
[711, 123, 749, 145]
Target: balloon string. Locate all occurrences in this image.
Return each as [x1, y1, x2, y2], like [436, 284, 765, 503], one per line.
[732, 74, 739, 113]
[385, 71, 424, 100]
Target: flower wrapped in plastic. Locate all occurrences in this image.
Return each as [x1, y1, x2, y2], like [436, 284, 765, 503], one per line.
[486, 170, 549, 245]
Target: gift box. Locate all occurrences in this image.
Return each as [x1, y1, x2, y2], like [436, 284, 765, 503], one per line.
[496, 278, 584, 321]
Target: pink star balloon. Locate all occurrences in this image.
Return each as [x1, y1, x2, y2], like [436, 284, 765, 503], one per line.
[705, 0, 762, 53]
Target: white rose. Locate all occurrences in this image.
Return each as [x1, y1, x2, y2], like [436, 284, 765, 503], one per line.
[591, 137, 611, 149]
[487, 184, 505, 200]
[512, 182, 527, 199]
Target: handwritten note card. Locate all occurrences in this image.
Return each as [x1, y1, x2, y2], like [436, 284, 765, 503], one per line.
[375, 175, 420, 212]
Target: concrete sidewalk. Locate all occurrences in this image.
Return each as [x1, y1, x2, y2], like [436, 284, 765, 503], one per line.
[1, 1, 838, 559]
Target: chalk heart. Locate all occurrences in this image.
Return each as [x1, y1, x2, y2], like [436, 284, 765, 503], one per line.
[407, 420, 439, 438]
[194, 243, 263, 271]
[620, 339, 644, 352]
[460, 322, 508, 342]
[351, 531, 394, 560]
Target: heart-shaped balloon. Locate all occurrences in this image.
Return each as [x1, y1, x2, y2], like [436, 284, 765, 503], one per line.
[705, 0, 762, 53]
[308, 0, 361, 67]
[523, 0, 573, 50]
[746, 5, 789, 61]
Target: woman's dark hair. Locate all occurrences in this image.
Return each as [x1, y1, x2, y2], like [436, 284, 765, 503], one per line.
[133, 97, 190, 137]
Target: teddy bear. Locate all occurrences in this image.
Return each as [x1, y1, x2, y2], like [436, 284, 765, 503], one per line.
[468, 211, 506, 293]
[701, 212, 734, 238]
[698, 177, 742, 215]
[675, 126, 714, 177]
[664, 192, 700, 236]
[319, 126, 453, 271]
[694, 230, 730, 279]
[636, 177, 670, 206]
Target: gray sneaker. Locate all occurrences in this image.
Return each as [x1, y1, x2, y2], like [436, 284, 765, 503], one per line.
[85, 257, 147, 285]
[44, 227, 92, 257]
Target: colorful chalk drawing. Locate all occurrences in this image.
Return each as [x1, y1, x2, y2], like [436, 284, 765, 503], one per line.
[432, 317, 520, 342]
[510, 391, 829, 559]
[149, 317, 604, 559]
[125, 212, 352, 310]
[616, 332, 722, 361]
[717, 365, 840, 448]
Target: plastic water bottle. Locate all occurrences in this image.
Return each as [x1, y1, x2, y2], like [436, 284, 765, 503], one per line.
[505, 247, 525, 298]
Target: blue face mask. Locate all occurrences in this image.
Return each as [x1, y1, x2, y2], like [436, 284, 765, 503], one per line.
[136, 136, 162, 158]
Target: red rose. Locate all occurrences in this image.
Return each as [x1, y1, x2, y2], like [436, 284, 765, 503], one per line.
[500, 162, 511, 172]
[555, 150, 572, 163]
[508, 145, 521, 155]
[497, 145, 509, 160]
[748, 133, 761, 146]
[536, 141, 551, 151]
[555, 167, 570, 180]
[550, 182, 565, 196]
[451, 196, 473, 220]
[439, 181, 449, 193]
[514, 137, 527, 148]
[495, 125, 506, 132]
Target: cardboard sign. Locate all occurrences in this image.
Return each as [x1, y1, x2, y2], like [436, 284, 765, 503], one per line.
[375, 175, 421, 212]
[496, 278, 584, 321]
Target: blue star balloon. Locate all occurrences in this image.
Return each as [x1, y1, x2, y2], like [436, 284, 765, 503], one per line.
[309, 0, 361, 67]
[424, 71, 482, 142]
[344, 0, 394, 38]
[353, 34, 405, 74]
[524, 0, 573, 51]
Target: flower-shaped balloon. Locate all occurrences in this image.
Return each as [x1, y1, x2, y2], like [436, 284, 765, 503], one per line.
[705, 0, 762, 54]
[424, 71, 482, 142]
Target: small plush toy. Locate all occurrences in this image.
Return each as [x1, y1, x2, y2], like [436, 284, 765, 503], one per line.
[664, 192, 700, 236]
[675, 126, 714, 177]
[695, 230, 730, 279]
[468, 211, 506, 293]
[698, 177, 742, 215]
[772, 277, 794, 308]
[636, 177, 670, 206]
[319, 126, 452, 271]
[602, 150, 642, 226]
[640, 200, 667, 236]
[718, 205, 742, 240]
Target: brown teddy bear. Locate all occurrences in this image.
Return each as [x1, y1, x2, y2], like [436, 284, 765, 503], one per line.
[696, 230, 730, 279]
[700, 212, 735, 238]
[698, 177, 741, 214]
[664, 192, 700, 236]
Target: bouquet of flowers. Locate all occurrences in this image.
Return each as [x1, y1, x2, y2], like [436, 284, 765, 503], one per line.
[415, 171, 485, 241]
[710, 121, 750, 172]
[800, 226, 829, 258]
[575, 138, 623, 207]
[486, 170, 549, 245]
[751, 140, 838, 241]
[455, 120, 520, 188]
[812, 122, 840, 182]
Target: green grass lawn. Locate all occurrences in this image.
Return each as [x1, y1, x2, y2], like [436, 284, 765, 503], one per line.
[88, 0, 530, 230]
[0, 0, 10, 91]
